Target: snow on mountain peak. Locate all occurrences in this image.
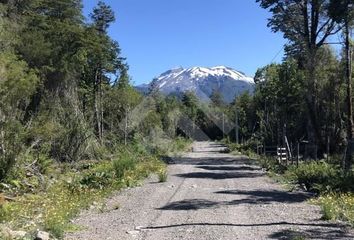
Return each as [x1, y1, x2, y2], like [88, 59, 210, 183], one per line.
[159, 66, 254, 84]
[140, 66, 255, 103]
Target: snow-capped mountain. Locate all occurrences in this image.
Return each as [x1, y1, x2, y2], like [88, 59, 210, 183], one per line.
[138, 66, 254, 103]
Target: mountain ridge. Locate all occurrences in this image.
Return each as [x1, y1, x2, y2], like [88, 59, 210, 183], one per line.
[137, 66, 255, 102]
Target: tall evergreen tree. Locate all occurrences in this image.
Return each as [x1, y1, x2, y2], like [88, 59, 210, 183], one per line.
[90, 0, 117, 143]
[90, 0, 115, 33]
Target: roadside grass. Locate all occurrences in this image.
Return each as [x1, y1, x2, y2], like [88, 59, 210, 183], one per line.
[272, 161, 354, 226]
[0, 137, 192, 239]
[0, 150, 165, 239]
[311, 193, 354, 226]
[224, 141, 354, 227]
[0, 154, 164, 239]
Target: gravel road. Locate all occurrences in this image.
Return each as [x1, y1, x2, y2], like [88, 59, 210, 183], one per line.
[65, 142, 354, 240]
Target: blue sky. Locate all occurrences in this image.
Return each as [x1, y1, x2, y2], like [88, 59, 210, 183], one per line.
[83, 0, 287, 85]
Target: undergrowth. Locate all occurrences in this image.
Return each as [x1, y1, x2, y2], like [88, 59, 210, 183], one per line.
[0, 137, 191, 239]
[224, 140, 354, 227]
[273, 161, 354, 226]
[311, 193, 354, 226]
[0, 154, 164, 239]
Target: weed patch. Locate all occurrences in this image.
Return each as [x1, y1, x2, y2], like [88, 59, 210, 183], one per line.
[312, 193, 354, 226]
[0, 152, 165, 239]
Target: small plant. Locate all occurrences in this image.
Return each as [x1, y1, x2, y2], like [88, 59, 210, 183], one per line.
[158, 169, 167, 182]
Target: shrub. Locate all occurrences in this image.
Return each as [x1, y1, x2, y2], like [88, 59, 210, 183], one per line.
[0, 120, 25, 181]
[158, 169, 167, 182]
[112, 151, 137, 179]
[284, 161, 339, 193]
[226, 140, 259, 157]
[34, 153, 53, 175]
[79, 171, 113, 190]
[67, 162, 114, 191]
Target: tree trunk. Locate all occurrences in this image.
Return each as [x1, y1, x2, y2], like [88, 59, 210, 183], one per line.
[94, 68, 102, 143]
[344, 20, 353, 171]
[0, 113, 5, 156]
[305, 47, 326, 160]
[99, 71, 104, 144]
[124, 107, 129, 146]
[235, 107, 239, 144]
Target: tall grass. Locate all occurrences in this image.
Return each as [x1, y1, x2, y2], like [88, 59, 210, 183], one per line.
[0, 146, 165, 239]
[313, 193, 354, 226]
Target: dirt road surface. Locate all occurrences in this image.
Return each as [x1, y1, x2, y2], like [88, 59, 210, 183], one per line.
[65, 142, 353, 240]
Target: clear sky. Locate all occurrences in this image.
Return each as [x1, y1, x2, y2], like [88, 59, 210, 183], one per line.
[82, 0, 287, 85]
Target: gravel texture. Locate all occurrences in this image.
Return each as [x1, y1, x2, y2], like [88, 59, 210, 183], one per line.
[65, 141, 354, 240]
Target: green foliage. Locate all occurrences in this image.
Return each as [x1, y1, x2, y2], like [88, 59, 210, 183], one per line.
[112, 151, 137, 179]
[254, 0, 349, 162]
[257, 0, 339, 56]
[284, 162, 339, 193]
[259, 156, 287, 173]
[0, 0, 350, 234]
[231, 91, 256, 141]
[182, 91, 199, 121]
[78, 163, 115, 190]
[0, 146, 166, 238]
[91, 1, 115, 33]
[226, 139, 260, 157]
[0, 51, 39, 181]
[210, 89, 224, 108]
[328, 0, 354, 25]
[313, 193, 354, 226]
[158, 169, 168, 182]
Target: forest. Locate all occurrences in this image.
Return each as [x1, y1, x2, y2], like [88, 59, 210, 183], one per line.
[0, 0, 354, 239]
[0, 0, 187, 181]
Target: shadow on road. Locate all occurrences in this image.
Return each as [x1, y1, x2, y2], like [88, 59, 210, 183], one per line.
[197, 165, 261, 171]
[165, 156, 257, 166]
[215, 189, 311, 204]
[158, 199, 219, 210]
[143, 221, 341, 229]
[158, 189, 309, 212]
[175, 171, 264, 180]
[268, 227, 353, 240]
[142, 222, 352, 239]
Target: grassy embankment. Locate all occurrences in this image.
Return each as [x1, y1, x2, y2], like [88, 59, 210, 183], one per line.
[0, 138, 191, 239]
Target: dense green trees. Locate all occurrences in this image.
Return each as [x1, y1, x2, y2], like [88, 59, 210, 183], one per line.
[226, 46, 351, 161]
[328, 0, 354, 170]
[0, 0, 185, 181]
[214, 1, 354, 160]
